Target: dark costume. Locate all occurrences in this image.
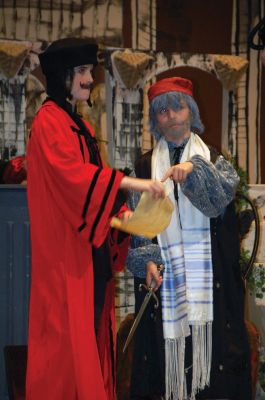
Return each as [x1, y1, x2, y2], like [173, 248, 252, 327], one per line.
[26, 38, 130, 400]
[128, 148, 252, 400]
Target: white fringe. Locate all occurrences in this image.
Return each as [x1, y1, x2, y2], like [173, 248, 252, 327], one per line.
[165, 337, 186, 400]
[165, 323, 212, 400]
[190, 323, 212, 399]
[206, 322, 212, 385]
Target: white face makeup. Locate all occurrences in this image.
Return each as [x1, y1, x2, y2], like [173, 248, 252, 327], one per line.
[70, 64, 94, 102]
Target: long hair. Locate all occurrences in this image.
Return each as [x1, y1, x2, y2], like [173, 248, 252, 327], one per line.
[149, 91, 204, 141]
[46, 68, 74, 103]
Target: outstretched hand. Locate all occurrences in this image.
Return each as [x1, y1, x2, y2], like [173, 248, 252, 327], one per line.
[161, 161, 193, 183]
[120, 176, 165, 199]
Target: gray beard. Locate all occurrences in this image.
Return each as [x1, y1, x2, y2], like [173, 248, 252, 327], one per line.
[163, 124, 190, 141]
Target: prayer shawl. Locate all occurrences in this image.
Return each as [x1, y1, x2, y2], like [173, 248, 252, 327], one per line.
[152, 133, 213, 400]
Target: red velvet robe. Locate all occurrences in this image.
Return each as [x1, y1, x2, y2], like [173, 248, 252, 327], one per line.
[26, 100, 128, 400]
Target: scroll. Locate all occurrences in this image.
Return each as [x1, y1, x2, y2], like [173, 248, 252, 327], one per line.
[110, 191, 174, 239]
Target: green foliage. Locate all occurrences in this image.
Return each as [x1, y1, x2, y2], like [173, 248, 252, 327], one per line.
[228, 155, 249, 212]
[238, 250, 265, 300]
[239, 248, 251, 277]
[248, 263, 265, 299]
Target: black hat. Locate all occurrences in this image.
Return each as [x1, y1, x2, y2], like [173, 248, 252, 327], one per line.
[248, 17, 265, 50]
[39, 38, 98, 77]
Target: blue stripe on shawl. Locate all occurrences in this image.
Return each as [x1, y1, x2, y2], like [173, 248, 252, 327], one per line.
[185, 260, 212, 270]
[163, 275, 186, 289]
[187, 286, 213, 290]
[182, 227, 210, 232]
[163, 314, 187, 323]
[161, 241, 183, 250]
[162, 300, 186, 309]
[188, 300, 213, 304]
[183, 240, 211, 245]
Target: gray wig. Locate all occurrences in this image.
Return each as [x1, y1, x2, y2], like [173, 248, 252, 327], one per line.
[149, 92, 204, 141]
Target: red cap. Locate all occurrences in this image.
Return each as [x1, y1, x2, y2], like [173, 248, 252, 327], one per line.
[148, 77, 193, 102]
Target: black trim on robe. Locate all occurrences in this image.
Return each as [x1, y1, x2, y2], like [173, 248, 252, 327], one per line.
[93, 240, 113, 337]
[41, 98, 120, 351]
[78, 169, 101, 232]
[44, 97, 102, 167]
[89, 169, 117, 242]
[70, 126, 85, 162]
[44, 98, 120, 242]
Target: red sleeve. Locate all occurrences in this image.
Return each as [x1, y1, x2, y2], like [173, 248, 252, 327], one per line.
[27, 104, 124, 248]
[3, 155, 27, 184]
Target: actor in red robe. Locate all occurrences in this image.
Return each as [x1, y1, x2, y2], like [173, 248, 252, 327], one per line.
[26, 38, 164, 400]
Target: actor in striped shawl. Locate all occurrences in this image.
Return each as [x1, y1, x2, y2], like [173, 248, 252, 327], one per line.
[127, 77, 252, 400]
[26, 38, 165, 400]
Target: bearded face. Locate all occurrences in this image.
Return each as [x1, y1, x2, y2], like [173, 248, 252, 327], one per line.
[155, 101, 191, 143]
